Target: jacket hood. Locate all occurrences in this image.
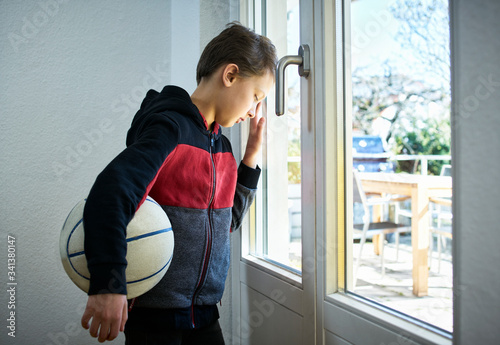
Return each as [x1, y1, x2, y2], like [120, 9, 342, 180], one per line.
[126, 86, 220, 146]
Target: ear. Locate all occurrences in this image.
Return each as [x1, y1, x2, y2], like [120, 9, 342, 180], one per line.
[222, 63, 240, 87]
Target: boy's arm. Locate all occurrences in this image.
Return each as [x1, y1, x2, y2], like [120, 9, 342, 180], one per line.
[232, 115, 266, 231]
[83, 115, 178, 295]
[242, 116, 266, 168]
[81, 114, 178, 341]
[231, 163, 261, 231]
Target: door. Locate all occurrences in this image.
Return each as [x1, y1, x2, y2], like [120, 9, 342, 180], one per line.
[234, 0, 452, 344]
[322, 0, 453, 344]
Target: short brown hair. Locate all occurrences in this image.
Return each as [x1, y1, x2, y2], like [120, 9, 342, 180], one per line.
[196, 22, 278, 84]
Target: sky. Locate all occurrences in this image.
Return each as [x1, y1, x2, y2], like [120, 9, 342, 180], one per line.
[350, 0, 451, 139]
[351, 0, 450, 87]
[351, 0, 403, 70]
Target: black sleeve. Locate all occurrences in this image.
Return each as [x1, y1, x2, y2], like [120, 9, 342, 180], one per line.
[231, 163, 261, 232]
[83, 114, 179, 295]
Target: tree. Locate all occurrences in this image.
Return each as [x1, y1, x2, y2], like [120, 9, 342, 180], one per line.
[389, 0, 450, 86]
[351, 0, 451, 175]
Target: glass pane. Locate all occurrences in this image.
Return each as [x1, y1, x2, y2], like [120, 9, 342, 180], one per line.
[249, 0, 302, 273]
[347, 0, 452, 332]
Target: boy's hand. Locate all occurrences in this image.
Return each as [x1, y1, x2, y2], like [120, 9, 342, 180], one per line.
[81, 294, 128, 342]
[242, 105, 266, 169]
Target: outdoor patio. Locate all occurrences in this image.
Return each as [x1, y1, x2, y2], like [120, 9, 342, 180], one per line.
[286, 167, 454, 334]
[352, 233, 453, 333]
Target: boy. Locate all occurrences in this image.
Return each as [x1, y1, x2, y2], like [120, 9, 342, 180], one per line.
[80, 22, 277, 344]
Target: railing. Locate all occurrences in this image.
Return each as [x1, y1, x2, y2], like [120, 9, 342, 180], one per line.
[287, 154, 451, 176]
[393, 154, 451, 176]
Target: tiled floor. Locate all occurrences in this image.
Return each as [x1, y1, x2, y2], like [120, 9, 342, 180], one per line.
[352, 234, 453, 333]
[287, 232, 453, 333]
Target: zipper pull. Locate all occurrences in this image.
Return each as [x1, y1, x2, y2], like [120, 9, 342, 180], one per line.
[128, 298, 136, 312]
[210, 134, 215, 147]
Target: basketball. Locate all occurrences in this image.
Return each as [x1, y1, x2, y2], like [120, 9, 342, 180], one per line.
[60, 196, 174, 299]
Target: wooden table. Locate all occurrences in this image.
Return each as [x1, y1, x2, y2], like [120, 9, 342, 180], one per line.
[359, 172, 452, 297]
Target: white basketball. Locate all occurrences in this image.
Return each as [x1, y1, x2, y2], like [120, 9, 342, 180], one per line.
[60, 196, 174, 299]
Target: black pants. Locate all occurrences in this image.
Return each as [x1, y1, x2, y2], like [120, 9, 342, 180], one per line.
[124, 320, 225, 345]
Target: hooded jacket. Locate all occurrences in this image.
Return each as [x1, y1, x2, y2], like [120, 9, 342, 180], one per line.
[83, 85, 259, 314]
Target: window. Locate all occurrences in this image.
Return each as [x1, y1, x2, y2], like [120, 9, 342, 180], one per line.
[345, 0, 452, 332]
[243, 0, 303, 275]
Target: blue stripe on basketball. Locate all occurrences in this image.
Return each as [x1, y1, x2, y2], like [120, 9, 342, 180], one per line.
[145, 197, 160, 206]
[126, 227, 172, 243]
[68, 226, 173, 283]
[128, 253, 173, 284]
[68, 250, 85, 258]
[66, 218, 89, 280]
[68, 228, 173, 258]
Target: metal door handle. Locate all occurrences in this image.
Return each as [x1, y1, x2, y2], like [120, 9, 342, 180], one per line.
[275, 44, 310, 116]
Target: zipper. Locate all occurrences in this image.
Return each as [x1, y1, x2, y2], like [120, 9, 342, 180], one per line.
[190, 133, 216, 328]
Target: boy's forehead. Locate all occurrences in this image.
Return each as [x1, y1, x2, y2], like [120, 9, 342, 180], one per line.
[255, 71, 275, 94]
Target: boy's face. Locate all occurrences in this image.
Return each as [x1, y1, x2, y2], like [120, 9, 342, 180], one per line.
[216, 70, 274, 127]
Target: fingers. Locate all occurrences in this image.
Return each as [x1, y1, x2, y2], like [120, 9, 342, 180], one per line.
[81, 294, 128, 342]
[248, 111, 258, 130]
[81, 302, 92, 330]
[257, 116, 266, 132]
[87, 311, 120, 343]
[120, 300, 128, 332]
[87, 313, 100, 339]
[255, 102, 263, 118]
[249, 111, 266, 135]
[81, 300, 105, 341]
[88, 316, 121, 343]
[100, 320, 114, 343]
[250, 116, 266, 142]
[107, 317, 121, 342]
[242, 115, 266, 169]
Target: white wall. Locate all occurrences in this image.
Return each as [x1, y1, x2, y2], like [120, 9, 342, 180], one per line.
[3, 0, 499, 344]
[451, 1, 500, 344]
[0, 1, 237, 344]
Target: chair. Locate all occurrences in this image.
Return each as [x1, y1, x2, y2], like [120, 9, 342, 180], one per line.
[429, 196, 452, 273]
[440, 164, 452, 177]
[392, 164, 452, 262]
[353, 171, 412, 287]
[433, 165, 452, 238]
[428, 164, 452, 272]
[394, 164, 451, 222]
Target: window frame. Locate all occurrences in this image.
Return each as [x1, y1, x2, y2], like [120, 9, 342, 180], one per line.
[238, 0, 310, 285]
